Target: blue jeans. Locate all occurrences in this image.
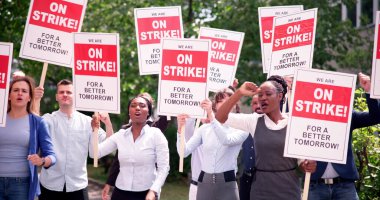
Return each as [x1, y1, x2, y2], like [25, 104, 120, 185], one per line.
[0, 177, 29, 200]
[308, 181, 359, 200]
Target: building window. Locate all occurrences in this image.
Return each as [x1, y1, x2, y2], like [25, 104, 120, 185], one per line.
[342, 0, 379, 27]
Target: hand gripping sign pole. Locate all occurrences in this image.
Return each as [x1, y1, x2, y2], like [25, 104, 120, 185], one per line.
[92, 112, 99, 167]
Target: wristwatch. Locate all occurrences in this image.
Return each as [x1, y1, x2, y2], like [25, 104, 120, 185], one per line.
[41, 157, 46, 167]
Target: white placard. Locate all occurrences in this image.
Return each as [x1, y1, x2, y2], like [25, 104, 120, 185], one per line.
[284, 68, 356, 164]
[258, 5, 303, 73]
[268, 9, 318, 77]
[20, 0, 87, 67]
[73, 33, 120, 114]
[0, 42, 13, 127]
[199, 27, 244, 92]
[134, 6, 183, 75]
[157, 38, 210, 118]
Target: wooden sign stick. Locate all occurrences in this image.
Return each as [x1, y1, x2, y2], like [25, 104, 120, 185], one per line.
[92, 112, 99, 167]
[302, 172, 311, 200]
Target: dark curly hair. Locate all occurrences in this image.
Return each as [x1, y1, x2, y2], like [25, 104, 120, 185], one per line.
[267, 75, 288, 105]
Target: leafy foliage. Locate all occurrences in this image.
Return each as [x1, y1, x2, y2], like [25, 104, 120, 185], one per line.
[0, 0, 369, 123]
[352, 89, 380, 200]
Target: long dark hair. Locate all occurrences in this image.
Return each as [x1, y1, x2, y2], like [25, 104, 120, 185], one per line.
[7, 76, 35, 114]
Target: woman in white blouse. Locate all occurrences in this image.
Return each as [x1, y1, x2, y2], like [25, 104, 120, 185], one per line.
[93, 96, 169, 200]
[177, 88, 248, 200]
[215, 75, 316, 200]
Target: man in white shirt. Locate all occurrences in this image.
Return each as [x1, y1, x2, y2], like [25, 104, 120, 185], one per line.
[38, 79, 113, 200]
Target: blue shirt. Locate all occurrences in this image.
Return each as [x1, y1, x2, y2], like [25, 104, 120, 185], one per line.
[0, 114, 30, 177]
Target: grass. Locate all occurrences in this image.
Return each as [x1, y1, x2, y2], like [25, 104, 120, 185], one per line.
[87, 165, 189, 200]
[87, 164, 108, 182]
[160, 180, 188, 200]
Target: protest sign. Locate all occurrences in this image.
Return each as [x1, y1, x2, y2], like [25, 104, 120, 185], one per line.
[284, 68, 356, 164]
[199, 27, 244, 92]
[20, 0, 87, 67]
[258, 5, 303, 73]
[371, 11, 380, 99]
[134, 6, 183, 75]
[157, 38, 210, 118]
[73, 33, 120, 114]
[268, 9, 317, 77]
[0, 42, 13, 127]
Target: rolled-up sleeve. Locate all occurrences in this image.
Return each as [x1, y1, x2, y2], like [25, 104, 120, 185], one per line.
[38, 118, 56, 167]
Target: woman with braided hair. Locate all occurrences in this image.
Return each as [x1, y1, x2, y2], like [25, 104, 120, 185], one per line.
[215, 75, 316, 199]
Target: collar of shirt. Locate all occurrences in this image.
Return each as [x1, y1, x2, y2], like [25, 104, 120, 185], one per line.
[123, 124, 149, 138]
[262, 113, 288, 130]
[57, 109, 78, 119]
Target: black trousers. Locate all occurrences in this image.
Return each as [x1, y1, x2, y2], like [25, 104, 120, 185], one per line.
[111, 187, 154, 200]
[239, 171, 253, 200]
[39, 184, 89, 200]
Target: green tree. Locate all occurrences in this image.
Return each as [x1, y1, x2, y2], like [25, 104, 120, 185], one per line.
[353, 89, 380, 200]
[0, 0, 367, 124]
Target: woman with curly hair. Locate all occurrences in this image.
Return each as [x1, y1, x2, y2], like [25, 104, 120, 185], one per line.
[215, 75, 316, 199]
